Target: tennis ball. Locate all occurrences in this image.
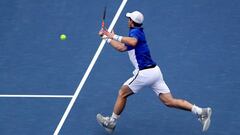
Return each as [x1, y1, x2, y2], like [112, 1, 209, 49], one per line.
[60, 34, 67, 40]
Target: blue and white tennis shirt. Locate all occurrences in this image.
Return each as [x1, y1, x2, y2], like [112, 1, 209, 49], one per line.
[125, 27, 156, 70]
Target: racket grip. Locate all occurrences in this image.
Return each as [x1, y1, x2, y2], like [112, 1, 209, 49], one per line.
[102, 21, 105, 28]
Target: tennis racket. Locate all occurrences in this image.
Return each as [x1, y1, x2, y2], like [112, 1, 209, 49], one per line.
[102, 6, 107, 29]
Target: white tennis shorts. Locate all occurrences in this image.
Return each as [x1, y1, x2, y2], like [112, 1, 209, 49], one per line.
[123, 66, 170, 96]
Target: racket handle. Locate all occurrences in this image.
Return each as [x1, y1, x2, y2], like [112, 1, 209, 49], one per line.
[102, 21, 105, 28]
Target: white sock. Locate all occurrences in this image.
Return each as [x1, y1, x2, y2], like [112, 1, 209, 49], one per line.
[191, 105, 203, 115]
[110, 112, 120, 122]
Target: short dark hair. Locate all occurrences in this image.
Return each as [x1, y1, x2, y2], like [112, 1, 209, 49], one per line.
[129, 18, 143, 27]
[133, 21, 143, 27]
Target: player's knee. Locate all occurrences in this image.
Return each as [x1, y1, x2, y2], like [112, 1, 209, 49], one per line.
[118, 86, 133, 99]
[164, 101, 174, 107]
[118, 90, 124, 97]
[160, 93, 177, 107]
[162, 99, 176, 108]
[118, 89, 128, 99]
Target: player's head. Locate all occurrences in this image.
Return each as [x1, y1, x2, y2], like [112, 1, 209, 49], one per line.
[126, 11, 144, 27]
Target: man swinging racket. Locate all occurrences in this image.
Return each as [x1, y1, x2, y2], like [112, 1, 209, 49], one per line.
[97, 11, 212, 133]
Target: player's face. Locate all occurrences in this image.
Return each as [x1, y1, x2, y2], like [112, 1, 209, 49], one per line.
[128, 18, 133, 28]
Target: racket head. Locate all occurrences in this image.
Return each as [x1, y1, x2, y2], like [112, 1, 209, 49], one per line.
[103, 6, 107, 20]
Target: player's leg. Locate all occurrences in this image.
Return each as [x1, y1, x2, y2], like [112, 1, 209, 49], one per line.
[159, 92, 212, 131]
[97, 70, 141, 133]
[159, 92, 192, 111]
[113, 85, 134, 115]
[151, 66, 212, 131]
[110, 70, 145, 119]
[96, 85, 133, 133]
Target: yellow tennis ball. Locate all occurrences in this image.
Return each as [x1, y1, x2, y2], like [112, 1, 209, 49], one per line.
[60, 34, 67, 40]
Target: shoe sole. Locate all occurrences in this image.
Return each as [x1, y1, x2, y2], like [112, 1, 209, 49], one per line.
[96, 114, 114, 134]
[202, 108, 212, 132]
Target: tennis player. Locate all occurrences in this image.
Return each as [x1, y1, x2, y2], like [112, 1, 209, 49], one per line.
[97, 11, 212, 133]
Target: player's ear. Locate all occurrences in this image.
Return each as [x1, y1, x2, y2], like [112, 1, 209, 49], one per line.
[129, 18, 133, 23]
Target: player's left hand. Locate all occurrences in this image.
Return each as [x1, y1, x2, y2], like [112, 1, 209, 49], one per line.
[99, 28, 115, 39]
[98, 28, 105, 37]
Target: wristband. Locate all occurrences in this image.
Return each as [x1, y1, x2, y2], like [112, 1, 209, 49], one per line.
[106, 38, 112, 44]
[113, 35, 123, 42]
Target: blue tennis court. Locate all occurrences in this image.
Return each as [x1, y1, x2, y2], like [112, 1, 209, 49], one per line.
[0, 0, 239, 134]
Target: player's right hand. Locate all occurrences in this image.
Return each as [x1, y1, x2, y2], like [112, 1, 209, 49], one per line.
[98, 28, 104, 37]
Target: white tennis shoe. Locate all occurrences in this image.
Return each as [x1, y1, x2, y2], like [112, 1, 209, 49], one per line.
[198, 107, 212, 132]
[96, 114, 116, 134]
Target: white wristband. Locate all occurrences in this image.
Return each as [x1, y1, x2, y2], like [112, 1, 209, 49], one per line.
[113, 35, 123, 42]
[106, 38, 112, 44]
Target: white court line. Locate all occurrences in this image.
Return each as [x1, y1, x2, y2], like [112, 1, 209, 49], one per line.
[53, 0, 128, 134]
[0, 94, 73, 98]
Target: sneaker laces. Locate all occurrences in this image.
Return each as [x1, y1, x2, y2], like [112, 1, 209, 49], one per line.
[197, 111, 208, 124]
[103, 117, 111, 126]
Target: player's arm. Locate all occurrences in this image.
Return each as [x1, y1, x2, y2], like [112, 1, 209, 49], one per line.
[107, 36, 137, 52]
[106, 39, 126, 52]
[120, 37, 137, 47]
[99, 29, 137, 52]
